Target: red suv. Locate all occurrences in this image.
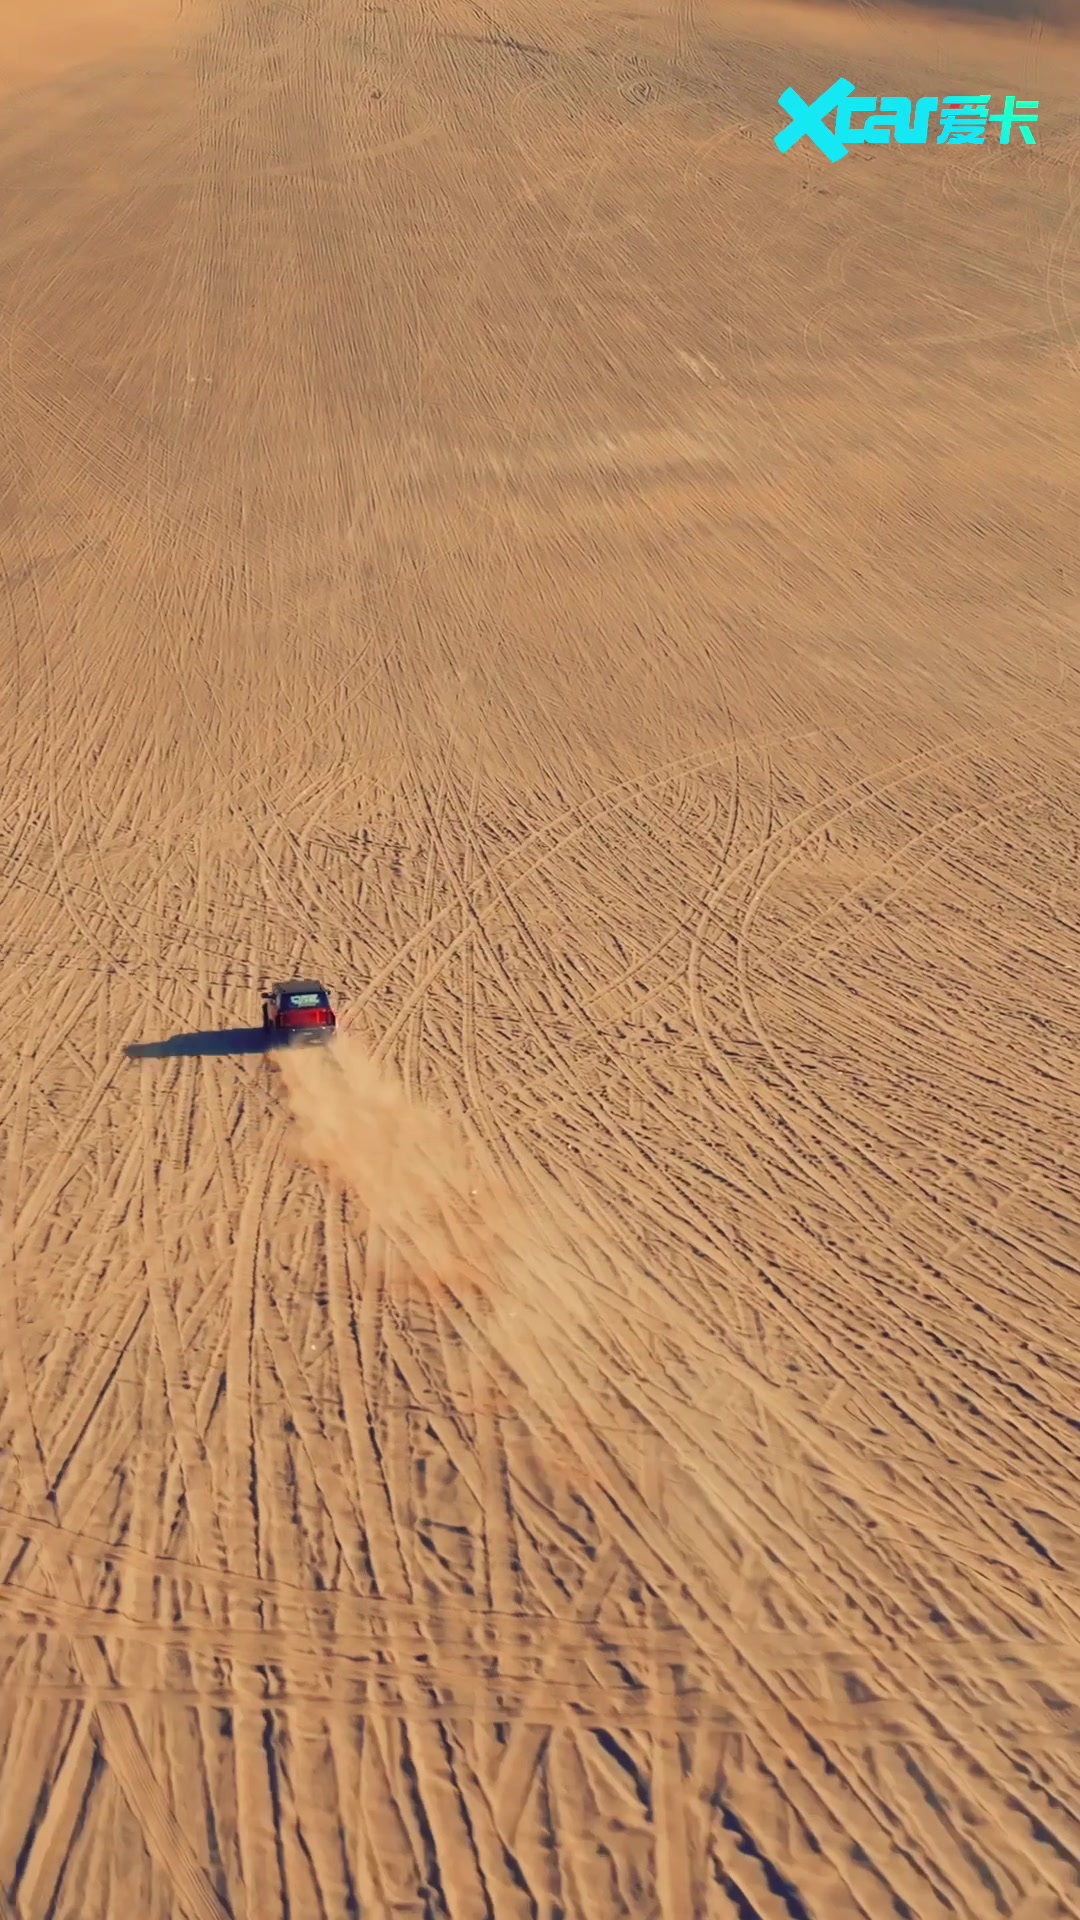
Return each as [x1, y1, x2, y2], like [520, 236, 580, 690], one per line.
[262, 979, 337, 1046]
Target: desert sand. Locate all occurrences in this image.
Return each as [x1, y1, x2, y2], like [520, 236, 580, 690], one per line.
[1, 0, 1079, 1911]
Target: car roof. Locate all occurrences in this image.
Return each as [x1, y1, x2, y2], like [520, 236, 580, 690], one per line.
[273, 978, 327, 995]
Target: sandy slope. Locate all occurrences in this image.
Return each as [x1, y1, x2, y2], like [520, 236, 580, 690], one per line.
[1, 0, 1079, 1911]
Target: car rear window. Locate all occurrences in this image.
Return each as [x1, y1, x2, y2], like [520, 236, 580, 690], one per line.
[285, 992, 325, 1009]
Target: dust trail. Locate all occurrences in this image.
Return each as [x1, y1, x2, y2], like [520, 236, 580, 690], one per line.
[277, 1031, 735, 1441]
[278, 1035, 756, 1644]
[278, 1033, 605, 1381]
[277, 1034, 736, 1492]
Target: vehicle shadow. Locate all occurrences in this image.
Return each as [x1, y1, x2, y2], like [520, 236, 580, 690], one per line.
[125, 1026, 273, 1060]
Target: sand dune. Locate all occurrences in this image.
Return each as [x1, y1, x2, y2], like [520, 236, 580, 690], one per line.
[1, 0, 1079, 1912]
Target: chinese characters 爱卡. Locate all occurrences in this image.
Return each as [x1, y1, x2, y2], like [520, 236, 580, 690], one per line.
[775, 79, 1039, 162]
